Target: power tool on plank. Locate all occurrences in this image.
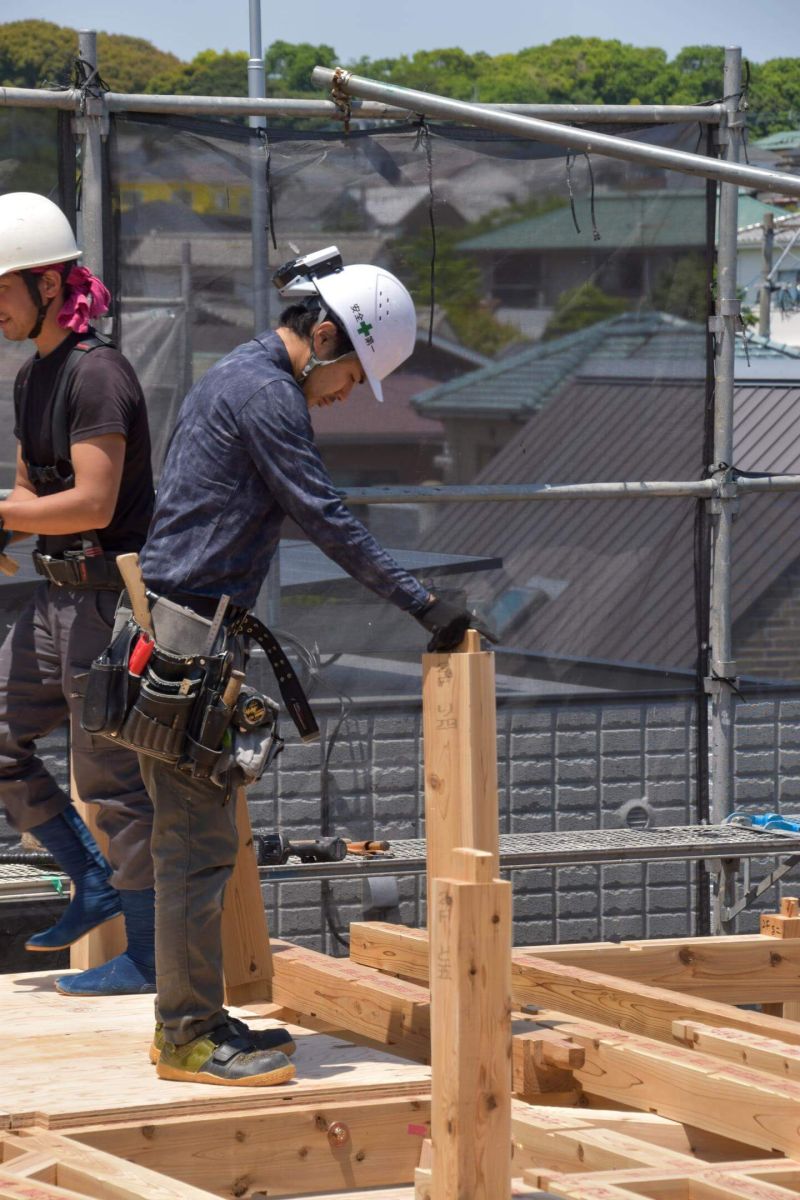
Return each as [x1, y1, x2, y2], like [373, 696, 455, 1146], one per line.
[256, 833, 348, 866]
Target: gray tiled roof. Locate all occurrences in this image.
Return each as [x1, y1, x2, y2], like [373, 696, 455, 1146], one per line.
[412, 312, 702, 418]
[422, 371, 800, 671]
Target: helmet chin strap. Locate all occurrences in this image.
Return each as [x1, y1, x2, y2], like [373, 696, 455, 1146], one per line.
[296, 347, 353, 385]
[296, 313, 355, 385]
[21, 271, 55, 340]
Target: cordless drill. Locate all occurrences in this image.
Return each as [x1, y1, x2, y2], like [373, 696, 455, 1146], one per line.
[256, 833, 348, 866]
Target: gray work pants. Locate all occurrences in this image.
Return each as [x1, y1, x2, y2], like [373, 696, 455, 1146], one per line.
[0, 581, 154, 890]
[138, 754, 238, 1045]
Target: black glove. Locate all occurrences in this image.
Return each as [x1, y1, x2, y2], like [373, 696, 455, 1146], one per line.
[414, 596, 498, 654]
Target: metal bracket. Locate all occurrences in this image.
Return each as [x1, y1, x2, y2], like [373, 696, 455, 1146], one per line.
[719, 854, 800, 923]
[72, 108, 110, 138]
[704, 666, 739, 695]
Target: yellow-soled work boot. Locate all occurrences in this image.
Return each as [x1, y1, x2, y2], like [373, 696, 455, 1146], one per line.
[157, 1029, 296, 1086]
[149, 1018, 296, 1065]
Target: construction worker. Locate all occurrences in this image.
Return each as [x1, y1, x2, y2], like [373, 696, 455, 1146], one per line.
[0, 192, 156, 996]
[136, 249, 485, 1085]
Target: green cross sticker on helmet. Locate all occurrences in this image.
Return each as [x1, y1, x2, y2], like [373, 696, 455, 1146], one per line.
[314, 264, 417, 402]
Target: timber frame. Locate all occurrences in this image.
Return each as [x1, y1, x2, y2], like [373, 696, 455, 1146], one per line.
[9, 628, 800, 1198]
[8, 40, 800, 1199]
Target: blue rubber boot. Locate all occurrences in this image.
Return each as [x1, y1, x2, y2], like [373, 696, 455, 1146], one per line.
[25, 807, 122, 951]
[56, 887, 156, 996]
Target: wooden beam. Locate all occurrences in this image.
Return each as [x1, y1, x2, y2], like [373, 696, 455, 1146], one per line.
[349, 923, 800, 1005]
[349, 925, 800, 1046]
[422, 632, 500, 899]
[510, 954, 800, 1047]
[512, 1030, 583, 1105]
[2, 1131, 221, 1199]
[532, 1162, 800, 1200]
[269, 940, 431, 1061]
[674, 1019, 800, 1082]
[65, 1096, 431, 1197]
[762, 898, 800, 940]
[222, 786, 273, 1006]
[430, 849, 512, 1199]
[556, 1018, 800, 1158]
[760, 900, 800, 1022]
[69, 772, 125, 971]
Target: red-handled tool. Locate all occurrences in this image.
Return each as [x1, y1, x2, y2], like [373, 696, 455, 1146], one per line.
[128, 633, 155, 677]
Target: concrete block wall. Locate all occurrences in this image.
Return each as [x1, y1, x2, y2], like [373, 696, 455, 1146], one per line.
[5, 679, 800, 956]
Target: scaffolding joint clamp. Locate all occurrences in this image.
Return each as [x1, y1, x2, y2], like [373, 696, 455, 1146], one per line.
[73, 105, 109, 137]
[705, 662, 739, 695]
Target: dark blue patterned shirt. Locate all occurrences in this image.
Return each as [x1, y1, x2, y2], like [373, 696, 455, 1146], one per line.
[140, 332, 431, 614]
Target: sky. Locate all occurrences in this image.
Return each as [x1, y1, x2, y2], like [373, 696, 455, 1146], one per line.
[5, 0, 800, 65]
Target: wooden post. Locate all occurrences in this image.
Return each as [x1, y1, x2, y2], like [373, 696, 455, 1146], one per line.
[69, 751, 125, 970]
[430, 847, 512, 1199]
[222, 785, 274, 1005]
[760, 898, 800, 1020]
[422, 628, 500, 905]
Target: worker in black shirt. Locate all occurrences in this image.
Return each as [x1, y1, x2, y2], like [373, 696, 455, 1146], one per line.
[0, 192, 156, 996]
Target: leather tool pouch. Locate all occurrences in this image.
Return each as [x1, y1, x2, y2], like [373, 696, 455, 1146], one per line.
[81, 592, 234, 777]
[81, 619, 139, 735]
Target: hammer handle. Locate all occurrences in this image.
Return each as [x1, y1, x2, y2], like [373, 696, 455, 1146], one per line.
[116, 552, 154, 638]
[0, 553, 19, 577]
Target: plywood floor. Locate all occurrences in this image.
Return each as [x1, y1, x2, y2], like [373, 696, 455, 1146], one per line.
[4, 968, 430, 1130]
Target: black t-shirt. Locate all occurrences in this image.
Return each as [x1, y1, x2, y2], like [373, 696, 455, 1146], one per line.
[13, 330, 154, 555]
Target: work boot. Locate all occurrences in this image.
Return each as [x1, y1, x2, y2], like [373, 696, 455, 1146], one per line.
[55, 887, 156, 996]
[157, 1029, 296, 1086]
[149, 1017, 297, 1064]
[25, 807, 122, 951]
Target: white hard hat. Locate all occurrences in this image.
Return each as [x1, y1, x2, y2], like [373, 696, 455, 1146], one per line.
[315, 264, 417, 402]
[0, 192, 80, 276]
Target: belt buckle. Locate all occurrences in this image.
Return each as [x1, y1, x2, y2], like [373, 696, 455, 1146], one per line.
[62, 550, 88, 586]
[33, 552, 63, 587]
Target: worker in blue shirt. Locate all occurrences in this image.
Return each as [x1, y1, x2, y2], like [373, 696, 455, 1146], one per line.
[138, 249, 482, 1086]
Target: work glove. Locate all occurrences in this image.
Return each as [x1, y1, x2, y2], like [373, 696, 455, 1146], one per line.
[414, 595, 498, 654]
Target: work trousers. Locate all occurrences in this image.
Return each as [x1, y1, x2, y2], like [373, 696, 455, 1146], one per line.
[0, 581, 154, 890]
[139, 754, 238, 1045]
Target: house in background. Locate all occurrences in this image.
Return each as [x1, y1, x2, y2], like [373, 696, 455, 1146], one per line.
[738, 209, 800, 349]
[456, 190, 708, 330]
[418, 334, 800, 681]
[412, 310, 705, 483]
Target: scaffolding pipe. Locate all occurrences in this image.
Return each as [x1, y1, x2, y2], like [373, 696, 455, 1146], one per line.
[247, 0, 269, 336]
[759, 213, 775, 339]
[75, 31, 106, 280]
[311, 65, 800, 200]
[338, 476, 800, 505]
[709, 54, 743, 926]
[0, 84, 725, 124]
[5, 475, 800, 507]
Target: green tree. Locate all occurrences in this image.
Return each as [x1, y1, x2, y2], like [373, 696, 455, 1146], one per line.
[96, 33, 180, 93]
[543, 283, 629, 340]
[393, 226, 519, 356]
[0, 20, 75, 88]
[652, 253, 709, 322]
[508, 37, 675, 106]
[147, 49, 248, 96]
[264, 40, 339, 95]
[0, 20, 179, 92]
[668, 45, 726, 104]
[749, 58, 800, 138]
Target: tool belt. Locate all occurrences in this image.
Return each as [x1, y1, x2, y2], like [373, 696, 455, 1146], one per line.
[33, 549, 124, 590]
[80, 590, 319, 788]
